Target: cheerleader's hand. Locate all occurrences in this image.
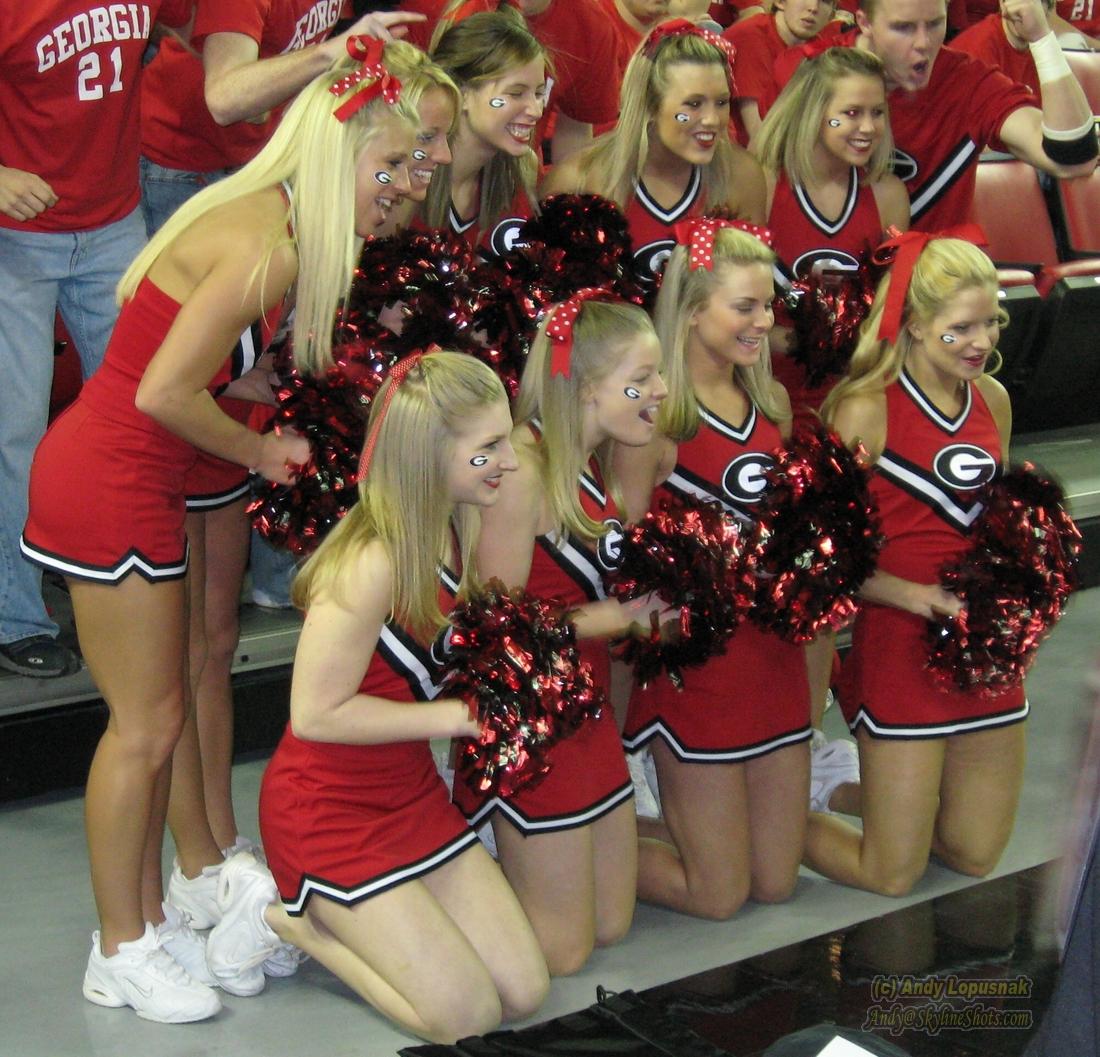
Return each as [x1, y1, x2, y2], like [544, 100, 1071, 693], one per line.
[254, 429, 311, 485]
[619, 591, 680, 637]
[440, 698, 482, 739]
[910, 583, 965, 621]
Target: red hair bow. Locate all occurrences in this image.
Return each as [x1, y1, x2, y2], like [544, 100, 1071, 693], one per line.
[546, 289, 613, 379]
[872, 223, 988, 343]
[673, 217, 775, 271]
[330, 36, 402, 123]
[356, 350, 428, 479]
[643, 17, 736, 73]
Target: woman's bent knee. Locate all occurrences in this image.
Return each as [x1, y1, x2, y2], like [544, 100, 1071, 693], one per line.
[422, 989, 502, 1043]
[500, 966, 550, 1022]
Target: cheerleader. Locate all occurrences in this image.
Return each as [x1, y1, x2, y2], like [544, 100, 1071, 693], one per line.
[616, 221, 813, 918]
[540, 17, 766, 287]
[251, 351, 548, 1043]
[753, 45, 909, 813]
[451, 297, 672, 975]
[417, 9, 547, 255]
[20, 44, 417, 1022]
[808, 235, 1024, 896]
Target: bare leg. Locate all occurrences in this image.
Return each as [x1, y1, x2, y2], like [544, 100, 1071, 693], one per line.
[167, 519, 223, 878]
[267, 846, 547, 1042]
[493, 799, 637, 975]
[191, 500, 251, 848]
[745, 741, 810, 903]
[803, 732, 945, 897]
[70, 576, 188, 954]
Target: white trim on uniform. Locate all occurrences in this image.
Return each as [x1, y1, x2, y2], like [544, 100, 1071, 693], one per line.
[622, 720, 812, 762]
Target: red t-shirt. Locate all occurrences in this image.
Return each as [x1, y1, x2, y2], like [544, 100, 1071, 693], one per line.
[0, 1, 192, 232]
[597, 0, 644, 71]
[951, 14, 1038, 94]
[141, 0, 346, 172]
[726, 13, 787, 107]
[1057, 0, 1100, 35]
[773, 33, 1036, 229]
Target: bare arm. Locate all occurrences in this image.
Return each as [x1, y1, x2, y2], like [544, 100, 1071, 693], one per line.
[739, 98, 763, 143]
[203, 11, 426, 127]
[538, 149, 590, 198]
[976, 373, 1013, 463]
[612, 435, 675, 523]
[290, 539, 478, 744]
[871, 173, 911, 234]
[135, 209, 308, 482]
[997, 0, 1097, 178]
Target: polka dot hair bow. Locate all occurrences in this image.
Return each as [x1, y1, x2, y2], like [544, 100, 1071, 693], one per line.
[872, 223, 988, 343]
[672, 217, 776, 271]
[643, 18, 736, 81]
[357, 350, 431, 479]
[546, 288, 614, 379]
[330, 36, 402, 123]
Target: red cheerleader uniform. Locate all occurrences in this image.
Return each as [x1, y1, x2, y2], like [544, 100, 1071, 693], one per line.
[443, 186, 535, 259]
[839, 369, 1029, 737]
[769, 168, 883, 422]
[260, 566, 478, 915]
[626, 166, 705, 288]
[23, 279, 200, 581]
[623, 401, 812, 761]
[451, 454, 634, 832]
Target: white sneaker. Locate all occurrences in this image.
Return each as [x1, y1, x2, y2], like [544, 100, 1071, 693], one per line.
[83, 924, 221, 1023]
[156, 903, 217, 988]
[167, 859, 223, 930]
[809, 730, 860, 814]
[206, 852, 286, 997]
[628, 749, 661, 819]
[221, 835, 266, 865]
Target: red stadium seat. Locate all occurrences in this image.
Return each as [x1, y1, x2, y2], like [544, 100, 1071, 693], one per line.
[973, 157, 1100, 294]
[1056, 166, 1100, 257]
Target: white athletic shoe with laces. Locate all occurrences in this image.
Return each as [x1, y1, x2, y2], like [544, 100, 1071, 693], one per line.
[809, 729, 860, 814]
[166, 858, 224, 930]
[206, 852, 294, 996]
[83, 923, 221, 1023]
[156, 902, 217, 987]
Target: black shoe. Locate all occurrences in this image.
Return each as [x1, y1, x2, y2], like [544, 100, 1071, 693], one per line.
[0, 635, 80, 678]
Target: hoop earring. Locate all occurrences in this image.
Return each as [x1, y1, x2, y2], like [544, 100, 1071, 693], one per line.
[986, 347, 1004, 376]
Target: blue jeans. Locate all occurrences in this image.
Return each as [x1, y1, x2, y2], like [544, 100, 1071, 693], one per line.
[0, 208, 147, 644]
[139, 156, 237, 236]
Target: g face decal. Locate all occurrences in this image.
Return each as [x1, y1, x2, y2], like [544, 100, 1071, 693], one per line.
[932, 444, 997, 490]
[721, 453, 776, 505]
[374, 171, 393, 185]
[624, 386, 641, 400]
[470, 454, 489, 467]
[412, 149, 428, 161]
[489, 97, 506, 108]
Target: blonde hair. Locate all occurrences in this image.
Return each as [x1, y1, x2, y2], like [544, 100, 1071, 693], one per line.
[118, 47, 420, 375]
[425, 9, 545, 230]
[514, 300, 655, 540]
[822, 238, 1008, 422]
[383, 40, 462, 133]
[754, 47, 894, 187]
[655, 227, 782, 439]
[572, 31, 742, 211]
[293, 352, 508, 640]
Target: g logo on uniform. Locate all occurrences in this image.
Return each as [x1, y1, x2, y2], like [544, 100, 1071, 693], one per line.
[792, 248, 860, 280]
[890, 148, 919, 182]
[932, 444, 997, 490]
[722, 453, 776, 505]
[597, 518, 625, 572]
[489, 218, 527, 257]
[634, 240, 675, 284]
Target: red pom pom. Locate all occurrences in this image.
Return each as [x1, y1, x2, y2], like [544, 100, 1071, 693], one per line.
[783, 253, 882, 388]
[747, 423, 884, 642]
[444, 580, 606, 798]
[606, 493, 749, 689]
[925, 464, 1081, 694]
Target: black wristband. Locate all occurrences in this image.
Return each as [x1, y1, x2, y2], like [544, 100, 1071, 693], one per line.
[1042, 126, 1099, 166]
